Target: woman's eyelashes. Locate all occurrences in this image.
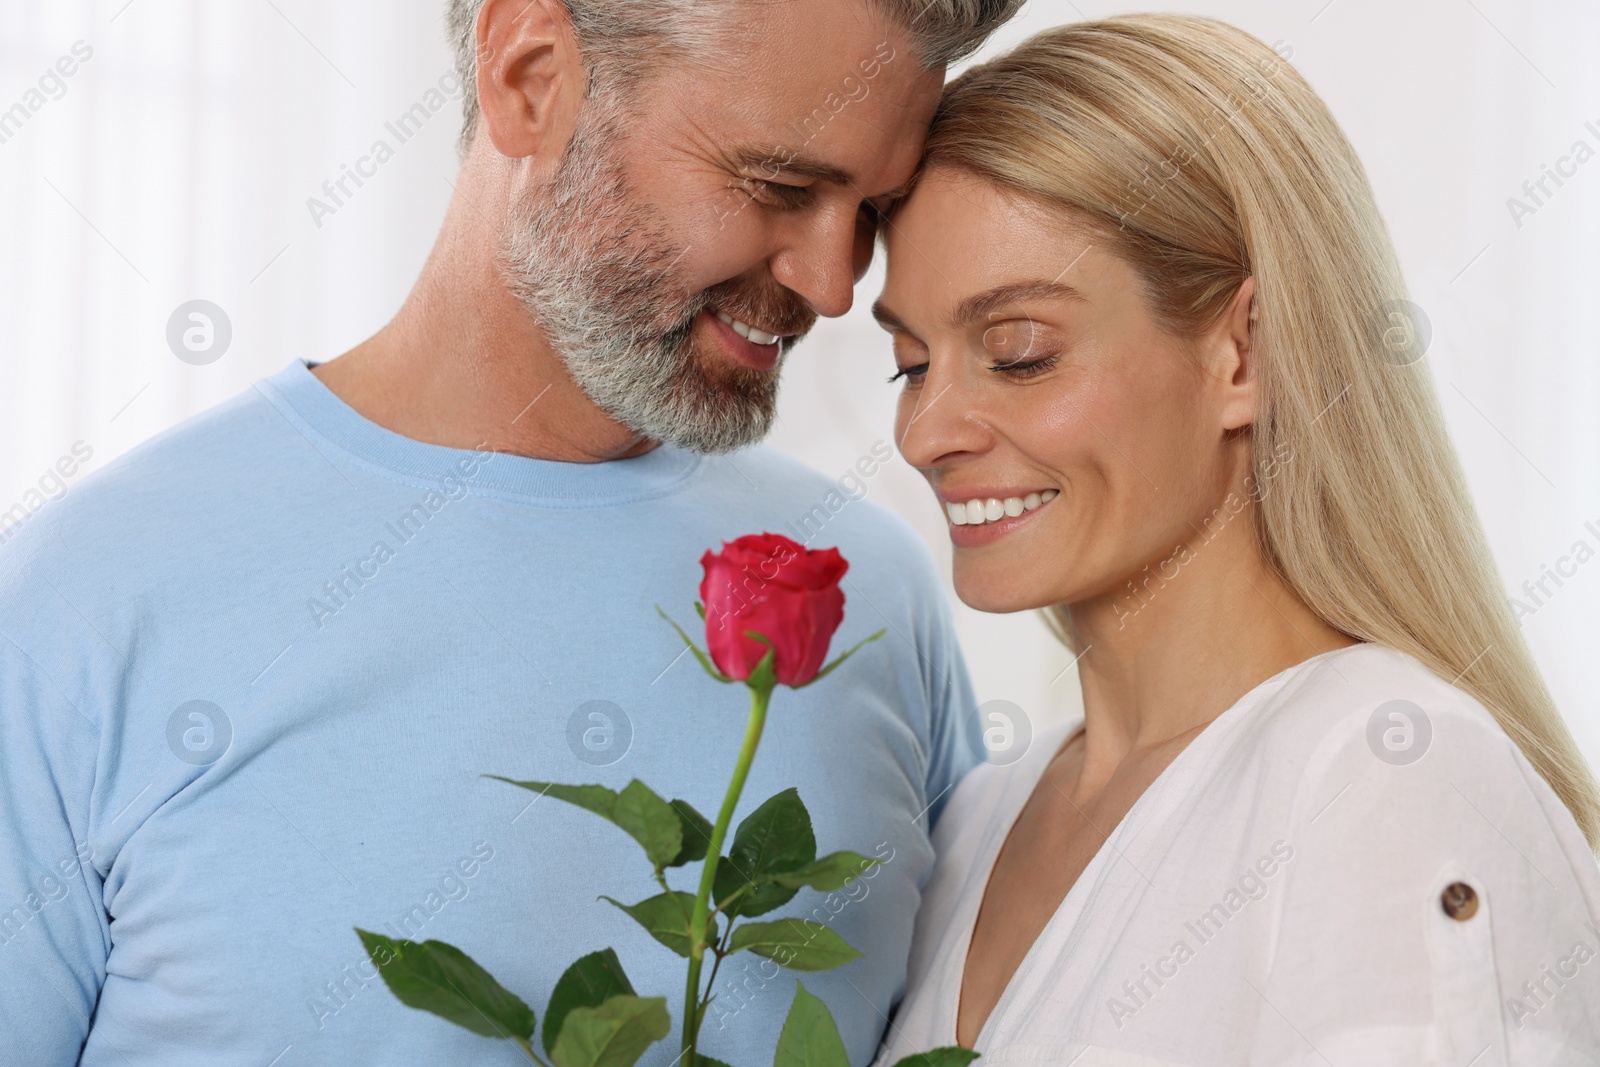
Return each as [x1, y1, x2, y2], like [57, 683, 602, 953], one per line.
[884, 315, 1063, 386]
[886, 353, 1060, 385]
[989, 354, 1060, 378]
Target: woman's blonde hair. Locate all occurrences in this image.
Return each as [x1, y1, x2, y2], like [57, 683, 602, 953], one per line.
[919, 14, 1600, 849]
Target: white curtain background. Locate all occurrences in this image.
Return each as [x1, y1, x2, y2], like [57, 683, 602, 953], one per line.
[2, 1, 1596, 764]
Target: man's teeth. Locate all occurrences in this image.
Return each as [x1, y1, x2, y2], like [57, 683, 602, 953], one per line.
[946, 489, 1059, 526]
[715, 309, 780, 346]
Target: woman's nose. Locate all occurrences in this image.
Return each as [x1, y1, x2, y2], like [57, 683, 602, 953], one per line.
[894, 367, 994, 472]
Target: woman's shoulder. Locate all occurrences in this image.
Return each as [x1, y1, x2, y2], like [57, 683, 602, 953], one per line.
[1235, 645, 1600, 1061]
[1229, 641, 1598, 884]
[1233, 641, 1520, 783]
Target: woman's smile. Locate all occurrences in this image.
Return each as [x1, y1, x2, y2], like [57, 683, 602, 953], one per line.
[937, 486, 1060, 546]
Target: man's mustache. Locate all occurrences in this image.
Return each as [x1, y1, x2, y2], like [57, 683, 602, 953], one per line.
[699, 278, 818, 343]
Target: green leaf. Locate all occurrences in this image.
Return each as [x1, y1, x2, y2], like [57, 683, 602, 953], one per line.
[715, 788, 816, 917]
[727, 919, 861, 971]
[548, 994, 671, 1067]
[602, 892, 716, 957]
[543, 949, 636, 1056]
[354, 929, 535, 1041]
[773, 983, 850, 1067]
[657, 605, 734, 684]
[767, 851, 882, 891]
[485, 779, 683, 872]
[797, 629, 886, 688]
[745, 639, 778, 693]
[731, 789, 817, 873]
[613, 780, 684, 870]
[888, 1050, 982, 1067]
[714, 859, 789, 918]
[485, 778, 615, 819]
[668, 798, 714, 867]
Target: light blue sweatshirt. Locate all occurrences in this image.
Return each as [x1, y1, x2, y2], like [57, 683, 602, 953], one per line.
[0, 359, 980, 1066]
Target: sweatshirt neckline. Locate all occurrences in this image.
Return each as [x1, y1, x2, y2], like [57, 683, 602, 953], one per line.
[254, 358, 703, 507]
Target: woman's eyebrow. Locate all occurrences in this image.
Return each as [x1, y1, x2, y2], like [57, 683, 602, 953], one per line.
[870, 299, 910, 333]
[871, 280, 1085, 335]
[946, 281, 1084, 328]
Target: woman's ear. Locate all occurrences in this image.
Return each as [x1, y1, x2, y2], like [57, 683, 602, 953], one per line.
[473, 0, 588, 166]
[1211, 274, 1258, 433]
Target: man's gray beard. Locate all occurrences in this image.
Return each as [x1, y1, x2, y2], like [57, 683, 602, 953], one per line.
[499, 98, 782, 456]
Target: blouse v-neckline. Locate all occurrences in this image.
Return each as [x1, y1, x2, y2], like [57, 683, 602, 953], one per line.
[950, 653, 1339, 1050]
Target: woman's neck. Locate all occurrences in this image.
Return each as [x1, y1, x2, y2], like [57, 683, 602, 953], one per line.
[1064, 497, 1358, 800]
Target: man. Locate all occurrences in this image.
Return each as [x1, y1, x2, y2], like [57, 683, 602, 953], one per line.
[0, 0, 1018, 1062]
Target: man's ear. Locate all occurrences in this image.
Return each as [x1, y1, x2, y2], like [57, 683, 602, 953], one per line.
[474, 0, 588, 165]
[1211, 274, 1258, 433]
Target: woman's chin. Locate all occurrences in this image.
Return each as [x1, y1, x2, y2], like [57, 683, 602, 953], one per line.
[952, 575, 1060, 616]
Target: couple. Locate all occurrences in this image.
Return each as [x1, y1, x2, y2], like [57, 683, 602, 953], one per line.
[3, 1, 1598, 1065]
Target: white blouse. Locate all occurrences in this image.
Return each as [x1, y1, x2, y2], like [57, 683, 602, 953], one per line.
[874, 644, 1600, 1066]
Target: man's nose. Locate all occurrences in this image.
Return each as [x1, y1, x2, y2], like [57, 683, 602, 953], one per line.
[767, 203, 860, 319]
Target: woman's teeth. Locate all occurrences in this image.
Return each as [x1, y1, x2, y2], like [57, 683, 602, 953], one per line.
[714, 309, 780, 346]
[946, 489, 1059, 526]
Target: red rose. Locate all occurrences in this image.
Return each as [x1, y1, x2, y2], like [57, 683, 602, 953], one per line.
[699, 533, 849, 687]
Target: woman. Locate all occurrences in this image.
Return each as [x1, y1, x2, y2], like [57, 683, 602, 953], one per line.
[870, 15, 1600, 1066]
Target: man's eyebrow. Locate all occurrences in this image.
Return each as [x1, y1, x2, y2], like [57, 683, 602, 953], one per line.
[731, 146, 854, 187]
[947, 281, 1085, 329]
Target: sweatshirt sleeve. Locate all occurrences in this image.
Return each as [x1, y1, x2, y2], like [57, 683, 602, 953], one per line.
[0, 634, 107, 1065]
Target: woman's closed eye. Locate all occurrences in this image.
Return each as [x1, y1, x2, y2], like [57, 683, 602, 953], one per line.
[888, 332, 929, 384]
[886, 353, 1061, 385]
[988, 353, 1060, 379]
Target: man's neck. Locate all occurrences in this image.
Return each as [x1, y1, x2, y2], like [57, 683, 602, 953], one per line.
[310, 174, 658, 464]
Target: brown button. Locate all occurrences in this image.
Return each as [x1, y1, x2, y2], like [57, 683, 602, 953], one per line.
[1441, 881, 1478, 921]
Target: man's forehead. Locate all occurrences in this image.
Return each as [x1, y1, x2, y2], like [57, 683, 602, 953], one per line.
[679, 41, 940, 199]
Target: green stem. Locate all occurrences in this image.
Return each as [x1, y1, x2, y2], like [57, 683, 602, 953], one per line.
[702, 950, 726, 1018]
[682, 681, 773, 1061]
[514, 1036, 550, 1066]
[698, 920, 736, 1028]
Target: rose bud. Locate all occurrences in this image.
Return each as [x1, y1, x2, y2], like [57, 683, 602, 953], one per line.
[699, 533, 849, 687]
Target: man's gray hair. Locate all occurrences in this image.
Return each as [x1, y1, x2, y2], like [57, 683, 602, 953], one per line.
[444, 0, 1022, 157]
